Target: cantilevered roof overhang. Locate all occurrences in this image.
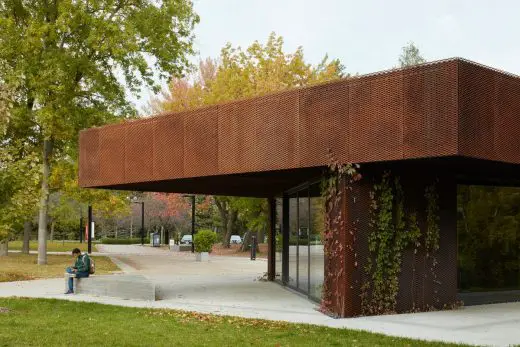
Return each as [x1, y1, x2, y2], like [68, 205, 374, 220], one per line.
[79, 58, 520, 197]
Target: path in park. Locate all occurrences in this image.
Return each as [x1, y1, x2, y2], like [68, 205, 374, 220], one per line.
[0, 244, 519, 347]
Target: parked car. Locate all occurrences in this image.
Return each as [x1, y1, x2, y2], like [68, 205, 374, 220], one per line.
[180, 234, 193, 244]
[230, 235, 242, 244]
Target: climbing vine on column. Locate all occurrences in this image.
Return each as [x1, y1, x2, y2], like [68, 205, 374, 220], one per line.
[425, 181, 440, 307]
[320, 149, 361, 316]
[361, 172, 421, 315]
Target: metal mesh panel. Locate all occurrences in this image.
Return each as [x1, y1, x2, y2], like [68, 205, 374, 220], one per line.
[153, 114, 185, 180]
[495, 74, 520, 163]
[299, 80, 349, 167]
[125, 119, 154, 183]
[78, 129, 99, 187]
[98, 124, 126, 185]
[183, 106, 219, 177]
[349, 73, 404, 162]
[458, 61, 496, 159]
[79, 58, 520, 195]
[402, 62, 458, 157]
[218, 90, 299, 174]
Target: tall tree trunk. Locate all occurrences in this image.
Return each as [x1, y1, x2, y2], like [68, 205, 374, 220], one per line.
[240, 231, 251, 252]
[22, 221, 31, 254]
[223, 209, 237, 248]
[215, 198, 229, 247]
[0, 240, 7, 256]
[160, 226, 164, 245]
[37, 138, 53, 265]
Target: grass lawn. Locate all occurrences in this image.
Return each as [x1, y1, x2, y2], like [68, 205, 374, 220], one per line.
[0, 253, 119, 282]
[0, 298, 468, 347]
[7, 240, 97, 253]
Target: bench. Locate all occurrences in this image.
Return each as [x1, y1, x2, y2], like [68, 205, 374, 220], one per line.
[169, 242, 192, 252]
[65, 273, 156, 301]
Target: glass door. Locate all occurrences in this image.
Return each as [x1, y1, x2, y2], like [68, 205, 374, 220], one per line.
[288, 193, 298, 288]
[297, 189, 310, 292]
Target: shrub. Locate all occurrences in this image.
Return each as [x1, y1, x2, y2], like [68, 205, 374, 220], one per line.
[194, 229, 217, 253]
[101, 238, 150, 245]
[275, 234, 311, 250]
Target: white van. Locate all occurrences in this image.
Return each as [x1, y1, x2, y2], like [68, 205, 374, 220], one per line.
[230, 235, 242, 244]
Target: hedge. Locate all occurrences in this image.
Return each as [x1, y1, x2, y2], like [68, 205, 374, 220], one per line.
[100, 238, 150, 245]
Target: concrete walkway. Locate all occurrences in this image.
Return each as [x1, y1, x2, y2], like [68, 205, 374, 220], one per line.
[1, 244, 519, 346]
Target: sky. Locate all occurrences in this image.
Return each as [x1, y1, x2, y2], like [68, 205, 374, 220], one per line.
[130, 0, 520, 112]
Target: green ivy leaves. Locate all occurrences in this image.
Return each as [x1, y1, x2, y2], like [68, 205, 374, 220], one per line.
[363, 172, 423, 315]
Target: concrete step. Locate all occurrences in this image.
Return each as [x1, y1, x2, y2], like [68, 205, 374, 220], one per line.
[74, 275, 156, 301]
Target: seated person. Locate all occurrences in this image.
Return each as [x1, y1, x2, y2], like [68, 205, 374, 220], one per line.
[65, 248, 90, 294]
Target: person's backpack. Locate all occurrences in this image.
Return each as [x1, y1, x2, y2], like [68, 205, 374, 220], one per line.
[82, 254, 95, 275]
[89, 257, 95, 275]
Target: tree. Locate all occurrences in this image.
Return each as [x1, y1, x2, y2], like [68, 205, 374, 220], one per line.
[50, 159, 132, 239]
[0, 82, 13, 255]
[153, 33, 345, 247]
[398, 42, 426, 67]
[0, 144, 40, 255]
[0, 1, 199, 264]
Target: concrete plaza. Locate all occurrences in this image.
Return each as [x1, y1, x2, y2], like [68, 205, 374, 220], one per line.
[0, 245, 519, 346]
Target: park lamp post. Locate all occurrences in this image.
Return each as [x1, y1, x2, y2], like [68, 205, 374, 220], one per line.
[131, 197, 145, 246]
[182, 194, 196, 253]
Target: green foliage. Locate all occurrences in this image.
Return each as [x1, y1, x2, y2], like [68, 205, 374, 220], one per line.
[0, 0, 199, 140]
[0, 143, 40, 238]
[275, 233, 283, 252]
[0, 81, 13, 136]
[50, 161, 131, 220]
[101, 238, 149, 245]
[425, 182, 441, 305]
[194, 229, 217, 253]
[362, 172, 422, 315]
[399, 42, 426, 67]
[0, 225, 9, 241]
[320, 150, 361, 316]
[0, 0, 199, 257]
[425, 183, 440, 255]
[231, 198, 268, 236]
[458, 185, 520, 291]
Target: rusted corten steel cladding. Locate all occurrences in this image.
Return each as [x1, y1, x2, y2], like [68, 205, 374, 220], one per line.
[79, 58, 520, 195]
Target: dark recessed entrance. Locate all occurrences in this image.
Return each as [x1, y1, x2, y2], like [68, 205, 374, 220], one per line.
[457, 185, 520, 305]
[275, 180, 325, 302]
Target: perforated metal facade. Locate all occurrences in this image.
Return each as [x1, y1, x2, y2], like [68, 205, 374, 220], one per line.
[83, 59, 506, 194]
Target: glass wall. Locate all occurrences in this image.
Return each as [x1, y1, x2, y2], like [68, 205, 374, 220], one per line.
[458, 185, 520, 292]
[275, 198, 283, 281]
[309, 185, 325, 300]
[274, 181, 325, 301]
[298, 191, 309, 292]
[288, 193, 298, 288]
